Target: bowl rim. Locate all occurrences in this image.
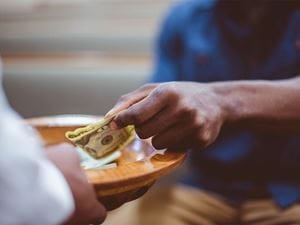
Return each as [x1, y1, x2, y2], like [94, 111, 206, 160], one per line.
[26, 115, 186, 191]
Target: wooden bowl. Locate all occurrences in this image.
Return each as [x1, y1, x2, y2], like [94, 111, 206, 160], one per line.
[26, 115, 186, 209]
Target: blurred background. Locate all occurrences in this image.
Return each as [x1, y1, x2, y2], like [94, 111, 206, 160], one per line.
[0, 0, 172, 117]
[2, 2, 300, 225]
[0, 2, 186, 224]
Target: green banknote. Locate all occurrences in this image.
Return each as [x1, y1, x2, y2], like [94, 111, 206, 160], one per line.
[66, 116, 135, 159]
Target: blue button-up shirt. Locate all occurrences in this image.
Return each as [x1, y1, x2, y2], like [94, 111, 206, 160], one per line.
[151, 0, 300, 207]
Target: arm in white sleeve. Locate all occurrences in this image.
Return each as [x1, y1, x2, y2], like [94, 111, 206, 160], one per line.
[0, 63, 74, 225]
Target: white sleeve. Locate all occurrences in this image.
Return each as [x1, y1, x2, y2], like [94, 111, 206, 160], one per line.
[0, 61, 74, 225]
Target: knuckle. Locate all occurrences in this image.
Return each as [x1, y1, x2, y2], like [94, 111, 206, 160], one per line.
[179, 102, 197, 118]
[196, 130, 211, 146]
[193, 115, 205, 129]
[156, 84, 179, 101]
[202, 132, 212, 144]
[151, 88, 161, 99]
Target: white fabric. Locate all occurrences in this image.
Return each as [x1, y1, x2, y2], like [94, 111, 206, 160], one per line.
[0, 60, 74, 225]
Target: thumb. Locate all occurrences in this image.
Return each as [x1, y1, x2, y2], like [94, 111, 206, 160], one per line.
[105, 90, 149, 118]
[106, 84, 158, 118]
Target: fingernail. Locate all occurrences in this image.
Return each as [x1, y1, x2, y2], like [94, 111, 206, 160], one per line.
[105, 109, 116, 118]
[106, 106, 122, 118]
[109, 121, 119, 130]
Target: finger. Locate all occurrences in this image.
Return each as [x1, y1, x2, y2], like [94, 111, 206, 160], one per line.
[113, 90, 168, 128]
[152, 122, 194, 150]
[64, 192, 107, 225]
[106, 93, 147, 118]
[135, 106, 178, 139]
[105, 84, 157, 117]
[86, 202, 107, 225]
[46, 143, 80, 165]
[167, 137, 194, 152]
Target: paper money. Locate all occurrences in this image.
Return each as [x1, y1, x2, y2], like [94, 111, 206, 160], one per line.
[75, 146, 119, 170]
[66, 116, 135, 159]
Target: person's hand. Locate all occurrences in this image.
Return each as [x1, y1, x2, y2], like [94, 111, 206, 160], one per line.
[46, 144, 107, 225]
[106, 82, 229, 151]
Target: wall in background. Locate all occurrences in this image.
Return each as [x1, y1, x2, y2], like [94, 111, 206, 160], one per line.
[0, 0, 173, 117]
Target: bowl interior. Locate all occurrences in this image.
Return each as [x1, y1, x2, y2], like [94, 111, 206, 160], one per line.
[27, 115, 186, 197]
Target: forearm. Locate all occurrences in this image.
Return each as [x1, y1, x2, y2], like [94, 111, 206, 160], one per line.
[212, 76, 300, 133]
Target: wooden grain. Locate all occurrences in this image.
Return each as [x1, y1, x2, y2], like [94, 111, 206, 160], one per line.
[26, 115, 186, 208]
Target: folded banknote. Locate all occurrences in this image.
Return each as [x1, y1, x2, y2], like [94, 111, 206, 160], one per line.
[65, 116, 135, 159]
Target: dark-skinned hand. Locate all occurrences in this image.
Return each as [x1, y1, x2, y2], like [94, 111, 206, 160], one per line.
[106, 82, 228, 151]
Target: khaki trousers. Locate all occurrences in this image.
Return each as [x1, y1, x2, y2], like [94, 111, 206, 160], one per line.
[103, 185, 300, 225]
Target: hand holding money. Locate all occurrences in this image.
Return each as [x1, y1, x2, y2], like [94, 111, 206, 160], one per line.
[106, 82, 226, 151]
[65, 115, 135, 168]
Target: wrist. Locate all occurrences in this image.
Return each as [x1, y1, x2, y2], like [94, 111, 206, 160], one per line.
[210, 82, 245, 124]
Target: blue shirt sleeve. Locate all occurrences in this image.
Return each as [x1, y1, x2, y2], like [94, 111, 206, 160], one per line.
[150, 3, 185, 83]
